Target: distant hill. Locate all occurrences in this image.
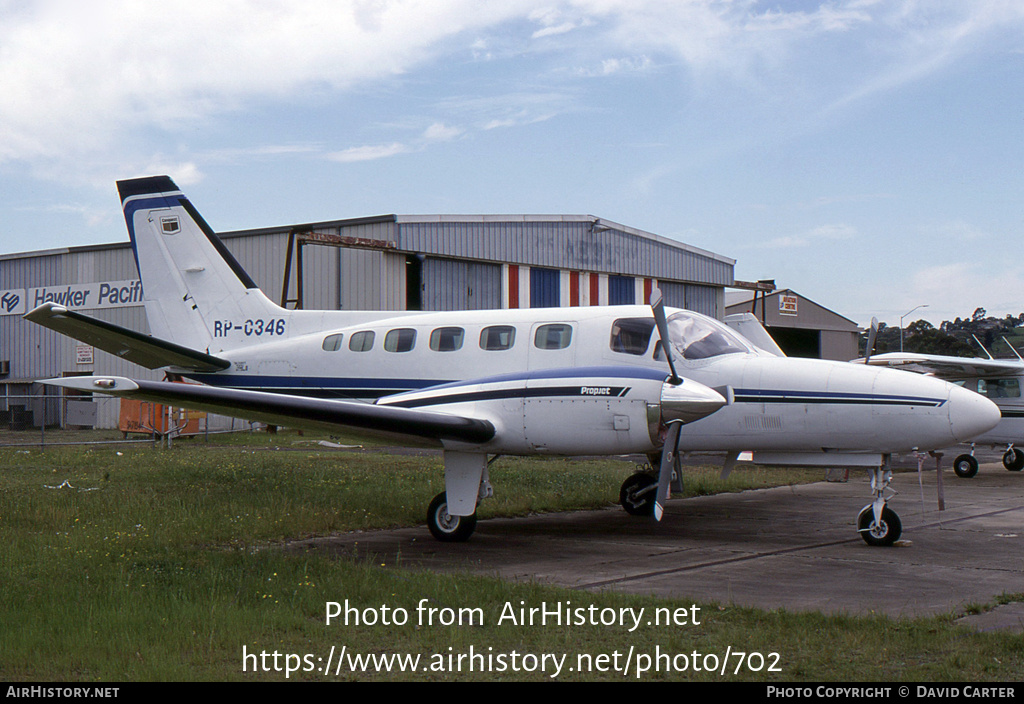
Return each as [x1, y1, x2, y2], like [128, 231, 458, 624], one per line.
[862, 308, 1024, 358]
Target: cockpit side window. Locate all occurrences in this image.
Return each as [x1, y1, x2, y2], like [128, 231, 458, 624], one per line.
[666, 312, 751, 360]
[610, 318, 656, 355]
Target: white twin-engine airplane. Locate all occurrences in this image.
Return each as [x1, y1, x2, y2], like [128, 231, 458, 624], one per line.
[857, 350, 1024, 478]
[26, 176, 1000, 546]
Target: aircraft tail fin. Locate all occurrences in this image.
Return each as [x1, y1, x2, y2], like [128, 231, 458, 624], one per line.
[118, 176, 284, 352]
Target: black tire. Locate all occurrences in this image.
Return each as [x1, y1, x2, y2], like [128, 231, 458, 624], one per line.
[1003, 449, 1024, 472]
[953, 454, 979, 479]
[858, 506, 902, 547]
[426, 492, 477, 542]
[620, 473, 657, 516]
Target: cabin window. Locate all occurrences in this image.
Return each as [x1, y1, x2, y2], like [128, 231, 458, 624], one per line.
[384, 328, 417, 353]
[480, 325, 516, 351]
[610, 318, 655, 355]
[978, 378, 1020, 399]
[349, 331, 375, 352]
[534, 324, 573, 350]
[322, 333, 344, 352]
[430, 327, 465, 352]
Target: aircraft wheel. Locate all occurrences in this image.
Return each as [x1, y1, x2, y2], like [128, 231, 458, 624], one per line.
[953, 454, 979, 478]
[1002, 449, 1024, 472]
[426, 492, 477, 542]
[620, 473, 657, 516]
[857, 506, 902, 547]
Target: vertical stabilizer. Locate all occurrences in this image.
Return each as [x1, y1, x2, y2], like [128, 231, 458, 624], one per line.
[118, 176, 284, 352]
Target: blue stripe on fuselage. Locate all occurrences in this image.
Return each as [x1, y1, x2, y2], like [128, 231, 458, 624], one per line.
[734, 388, 945, 406]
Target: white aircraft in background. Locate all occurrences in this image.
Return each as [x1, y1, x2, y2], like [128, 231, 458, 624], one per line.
[857, 348, 1024, 478]
[25, 177, 1000, 546]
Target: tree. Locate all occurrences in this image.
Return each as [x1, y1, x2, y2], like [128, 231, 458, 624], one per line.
[903, 319, 975, 356]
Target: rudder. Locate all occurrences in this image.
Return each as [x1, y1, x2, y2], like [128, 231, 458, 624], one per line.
[119, 176, 285, 352]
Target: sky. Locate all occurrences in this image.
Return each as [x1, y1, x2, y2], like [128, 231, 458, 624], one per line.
[2, 0, 1023, 329]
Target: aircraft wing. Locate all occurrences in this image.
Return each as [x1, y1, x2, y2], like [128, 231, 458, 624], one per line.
[39, 376, 495, 447]
[855, 352, 1024, 378]
[24, 303, 230, 373]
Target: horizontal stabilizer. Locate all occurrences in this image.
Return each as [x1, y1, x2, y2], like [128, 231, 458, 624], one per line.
[39, 376, 496, 446]
[24, 303, 230, 372]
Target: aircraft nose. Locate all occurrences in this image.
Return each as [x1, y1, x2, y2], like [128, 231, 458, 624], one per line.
[947, 383, 1001, 442]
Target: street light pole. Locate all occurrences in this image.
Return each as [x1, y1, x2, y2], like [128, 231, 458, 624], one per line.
[900, 304, 929, 352]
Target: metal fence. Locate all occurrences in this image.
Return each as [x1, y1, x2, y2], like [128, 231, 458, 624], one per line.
[0, 393, 256, 449]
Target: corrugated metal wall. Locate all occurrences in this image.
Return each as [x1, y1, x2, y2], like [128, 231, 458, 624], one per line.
[395, 219, 733, 286]
[423, 258, 502, 310]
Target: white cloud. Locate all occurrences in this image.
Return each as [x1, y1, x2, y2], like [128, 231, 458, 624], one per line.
[758, 223, 858, 249]
[327, 142, 409, 163]
[0, 1, 543, 167]
[422, 122, 463, 142]
[3, 0, 1024, 182]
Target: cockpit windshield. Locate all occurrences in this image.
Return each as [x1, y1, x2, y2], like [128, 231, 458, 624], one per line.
[665, 311, 752, 360]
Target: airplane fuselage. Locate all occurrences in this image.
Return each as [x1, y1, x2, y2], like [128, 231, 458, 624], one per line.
[182, 303, 996, 459]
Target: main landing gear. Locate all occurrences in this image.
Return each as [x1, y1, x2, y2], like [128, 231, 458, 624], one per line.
[953, 452, 979, 478]
[619, 454, 683, 517]
[426, 492, 478, 542]
[425, 451, 494, 542]
[953, 444, 1024, 478]
[1002, 446, 1024, 472]
[619, 472, 658, 516]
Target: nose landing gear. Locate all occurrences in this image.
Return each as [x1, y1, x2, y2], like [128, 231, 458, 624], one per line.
[858, 460, 902, 547]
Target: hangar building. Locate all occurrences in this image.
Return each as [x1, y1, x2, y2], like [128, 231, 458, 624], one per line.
[1, 213, 735, 429]
[725, 288, 861, 361]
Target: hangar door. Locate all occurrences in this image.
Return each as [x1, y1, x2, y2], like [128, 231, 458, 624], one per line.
[767, 327, 821, 358]
[657, 282, 720, 318]
[530, 267, 560, 308]
[422, 258, 502, 311]
[608, 275, 635, 305]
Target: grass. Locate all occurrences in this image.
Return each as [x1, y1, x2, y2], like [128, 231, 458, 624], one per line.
[1, 430, 1022, 682]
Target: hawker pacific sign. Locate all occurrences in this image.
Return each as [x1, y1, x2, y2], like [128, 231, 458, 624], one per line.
[1, 280, 143, 316]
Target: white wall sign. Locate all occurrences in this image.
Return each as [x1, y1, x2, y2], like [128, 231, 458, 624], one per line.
[779, 294, 799, 316]
[1, 280, 143, 315]
[76, 345, 95, 365]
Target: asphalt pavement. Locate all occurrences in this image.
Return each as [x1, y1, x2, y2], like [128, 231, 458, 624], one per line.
[287, 455, 1024, 632]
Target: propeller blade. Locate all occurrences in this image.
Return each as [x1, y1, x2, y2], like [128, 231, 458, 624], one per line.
[651, 287, 681, 385]
[654, 421, 682, 521]
[864, 317, 879, 363]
